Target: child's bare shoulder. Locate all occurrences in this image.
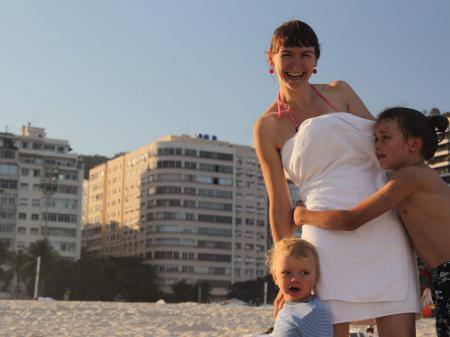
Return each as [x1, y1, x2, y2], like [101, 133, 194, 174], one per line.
[390, 165, 427, 181]
[391, 165, 444, 190]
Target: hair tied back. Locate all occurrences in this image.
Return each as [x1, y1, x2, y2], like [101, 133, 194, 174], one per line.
[428, 115, 449, 143]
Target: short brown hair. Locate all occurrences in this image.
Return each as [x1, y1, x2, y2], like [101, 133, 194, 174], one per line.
[266, 237, 320, 278]
[268, 20, 320, 60]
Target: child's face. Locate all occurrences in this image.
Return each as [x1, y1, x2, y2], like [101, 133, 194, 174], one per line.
[374, 120, 414, 170]
[272, 253, 317, 302]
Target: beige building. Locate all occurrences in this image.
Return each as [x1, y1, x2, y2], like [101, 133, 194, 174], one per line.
[83, 134, 269, 297]
[0, 125, 83, 260]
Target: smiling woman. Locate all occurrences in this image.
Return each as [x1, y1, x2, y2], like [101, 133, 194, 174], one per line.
[253, 20, 421, 337]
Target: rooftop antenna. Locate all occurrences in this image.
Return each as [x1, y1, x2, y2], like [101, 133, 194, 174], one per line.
[4, 125, 8, 133]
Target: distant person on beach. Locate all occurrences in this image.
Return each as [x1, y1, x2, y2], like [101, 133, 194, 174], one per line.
[294, 107, 450, 337]
[267, 237, 332, 337]
[254, 20, 420, 337]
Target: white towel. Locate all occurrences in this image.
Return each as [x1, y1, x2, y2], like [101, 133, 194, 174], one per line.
[281, 113, 416, 302]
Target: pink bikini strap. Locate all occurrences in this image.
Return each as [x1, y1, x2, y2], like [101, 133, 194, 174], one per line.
[310, 85, 339, 112]
[277, 85, 338, 131]
[277, 92, 300, 130]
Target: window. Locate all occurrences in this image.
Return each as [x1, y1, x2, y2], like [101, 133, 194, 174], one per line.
[32, 142, 43, 150]
[18, 213, 27, 220]
[183, 187, 196, 195]
[218, 178, 233, 186]
[0, 179, 17, 189]
[157, 160, 182, 168]
[184, 161, 197, 169]
[0, 164, 17, 175]
[199, 163, 233, 174]
[245, 218, 254, 226]
[0, 223, 14, 233]
[184, 149, 197, 157]
[199, 151, 233, 161]
[157, 147, 182, 156]
[197, 176, 213, 184]
[31, 214, 40, 221]
[198, 201, 232, 211]
[0, 211, 15, 220]
[43, 213, 77, 223]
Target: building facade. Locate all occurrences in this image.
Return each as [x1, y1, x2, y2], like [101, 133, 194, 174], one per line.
[429, 112, 450, 185]
[0, 133, 18, 248]
[0, 125, 83, 260]
[83, 134, 269, 297]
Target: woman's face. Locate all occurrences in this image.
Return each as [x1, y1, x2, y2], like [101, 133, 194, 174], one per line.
[271, 46, 316, 90]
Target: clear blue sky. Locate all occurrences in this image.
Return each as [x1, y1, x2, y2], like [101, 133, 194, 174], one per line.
[1, 0, 449, 157]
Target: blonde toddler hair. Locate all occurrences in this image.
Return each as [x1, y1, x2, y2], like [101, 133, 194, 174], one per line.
[266, 237, 320, 279]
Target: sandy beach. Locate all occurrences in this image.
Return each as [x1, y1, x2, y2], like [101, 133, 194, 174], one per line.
[0, 300, 436, 337]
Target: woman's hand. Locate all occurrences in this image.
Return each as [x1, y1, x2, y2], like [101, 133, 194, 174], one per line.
[293, 200, 306, 227]
[273, 289, 285, 319]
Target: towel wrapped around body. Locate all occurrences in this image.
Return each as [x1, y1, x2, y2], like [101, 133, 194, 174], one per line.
[281, 112, 420, 322]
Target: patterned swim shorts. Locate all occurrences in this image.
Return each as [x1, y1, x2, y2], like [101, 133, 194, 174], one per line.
[431, 261, 450, 337]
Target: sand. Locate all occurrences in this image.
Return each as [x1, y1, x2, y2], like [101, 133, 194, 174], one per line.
[0, 300, 436, 337]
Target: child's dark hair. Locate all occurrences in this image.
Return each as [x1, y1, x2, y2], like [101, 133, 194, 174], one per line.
[376, 107, 449, 160]
[268, 20, 320, 60]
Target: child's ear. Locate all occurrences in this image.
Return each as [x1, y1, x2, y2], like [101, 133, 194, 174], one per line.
[272, 272, 278, 286]
[408, 137, 423, 154]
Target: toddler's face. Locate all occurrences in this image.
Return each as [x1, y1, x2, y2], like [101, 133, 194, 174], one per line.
[272, 253, 317, 302]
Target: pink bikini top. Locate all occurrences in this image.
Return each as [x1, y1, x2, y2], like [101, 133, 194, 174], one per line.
[277, 85, 339, 131]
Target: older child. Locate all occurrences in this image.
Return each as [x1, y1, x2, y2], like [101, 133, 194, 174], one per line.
[267, 237, 332, 337]
[294, 107, 450, 337]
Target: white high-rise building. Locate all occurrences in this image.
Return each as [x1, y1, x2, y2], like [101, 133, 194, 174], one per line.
[0, 125, 83, 260]
[429, 113, 450, 185]
[83, 134, 269, 297]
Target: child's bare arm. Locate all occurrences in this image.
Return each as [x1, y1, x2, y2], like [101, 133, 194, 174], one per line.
[294, 167, 421, 230]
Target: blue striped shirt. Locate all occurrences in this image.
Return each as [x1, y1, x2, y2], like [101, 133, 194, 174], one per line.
[272, 296, 332, 337]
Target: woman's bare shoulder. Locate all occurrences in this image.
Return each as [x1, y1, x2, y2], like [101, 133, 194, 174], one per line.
[254, 102, 289, 151]
[319, 80, 373, 119]
[254, 102, 278, 135]
[319, 80, 352, 94]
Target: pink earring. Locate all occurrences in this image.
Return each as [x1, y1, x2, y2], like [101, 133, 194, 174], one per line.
[313, 68, 317, 74]
[269, 65, 274, 74]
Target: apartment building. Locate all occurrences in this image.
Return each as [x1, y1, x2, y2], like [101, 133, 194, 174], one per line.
[0, 125, 83, 260]
[429, 112, 450, 185]
[0, 133, 18, 248]
[83, 134, 268, 297]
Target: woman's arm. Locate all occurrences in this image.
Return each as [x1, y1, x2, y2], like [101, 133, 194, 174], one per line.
[254, 115, 294, 242]
[294, 167, 422, 230]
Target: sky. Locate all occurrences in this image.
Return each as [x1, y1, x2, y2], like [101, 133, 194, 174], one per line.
[1, 0, 449, 157]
